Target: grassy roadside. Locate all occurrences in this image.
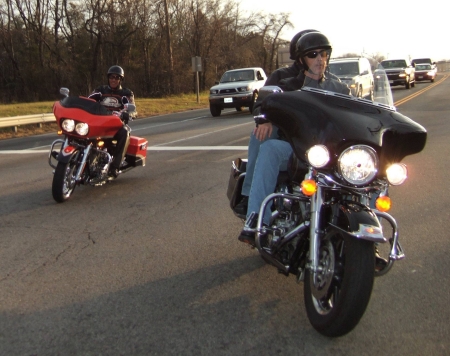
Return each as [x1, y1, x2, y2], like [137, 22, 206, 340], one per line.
[0, 92, 210, 140]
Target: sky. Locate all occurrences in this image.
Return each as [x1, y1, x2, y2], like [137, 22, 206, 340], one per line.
[239, 0, 449, 62]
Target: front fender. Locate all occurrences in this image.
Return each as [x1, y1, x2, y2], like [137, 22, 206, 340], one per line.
[57, 145, 79, 164]
[328, 201, 386, 243]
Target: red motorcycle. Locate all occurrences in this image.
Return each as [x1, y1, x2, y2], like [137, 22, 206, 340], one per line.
[48, 87, 147, 203]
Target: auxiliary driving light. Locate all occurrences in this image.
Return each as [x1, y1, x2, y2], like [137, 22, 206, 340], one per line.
[376, 195, 391, 212]
[301, 179, 317, 196]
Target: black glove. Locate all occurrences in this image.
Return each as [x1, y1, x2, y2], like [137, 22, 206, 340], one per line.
[254, 114, 270, 126]
[88, 92, 102, 101]
[121, 96, 129, 105]
[121, 111, 130, 124]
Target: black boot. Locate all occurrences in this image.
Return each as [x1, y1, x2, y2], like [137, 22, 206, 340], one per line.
[234, 196, 248, 215]
[238, 212, 258, 246]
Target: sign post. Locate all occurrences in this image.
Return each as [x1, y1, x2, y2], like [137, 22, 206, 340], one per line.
[191, 56, 202, 103]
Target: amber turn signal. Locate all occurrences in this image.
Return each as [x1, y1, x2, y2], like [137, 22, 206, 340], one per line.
[376, 195, 391, 212]
[301, 179, 317, 196]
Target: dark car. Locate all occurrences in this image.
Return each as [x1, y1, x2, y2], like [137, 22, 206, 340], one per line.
[412, 58, 437, 73]
[414, 63, 436, 82]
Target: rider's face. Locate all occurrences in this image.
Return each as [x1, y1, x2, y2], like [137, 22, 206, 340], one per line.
[108, 75, 121, 89]
[303, 48, 330, 78]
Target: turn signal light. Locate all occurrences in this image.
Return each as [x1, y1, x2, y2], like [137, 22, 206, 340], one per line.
[301, 179, 317, 196]
[376, 196, 391, 212]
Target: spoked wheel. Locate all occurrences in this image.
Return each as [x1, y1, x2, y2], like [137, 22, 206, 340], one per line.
[304, 230, 375, 337]
[52, 154, 78, 203]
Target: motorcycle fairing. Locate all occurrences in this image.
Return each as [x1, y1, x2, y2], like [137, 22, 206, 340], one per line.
[328, 200, 386, 242]
[53, 98, 123, 139]
[260, 89, 427, 173]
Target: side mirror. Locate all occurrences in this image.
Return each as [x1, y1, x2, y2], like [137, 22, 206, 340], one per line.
[124, 103, 136, 113]
[60, 87, 69, 97]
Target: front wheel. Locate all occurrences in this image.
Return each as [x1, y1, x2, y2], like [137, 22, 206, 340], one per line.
[210, 104, 221, 117]
[304, 231, 375, 337]
[52, 155, 78, 203]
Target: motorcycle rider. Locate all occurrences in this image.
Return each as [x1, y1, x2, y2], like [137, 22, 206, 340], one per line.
[89, 65, 136, 178]
[238, 31, 350, 245]
[234, 29, 318, 215]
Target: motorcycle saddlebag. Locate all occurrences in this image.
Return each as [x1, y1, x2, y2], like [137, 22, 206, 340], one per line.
[227, 158, 247, 209]
[125, 136, 148, 167]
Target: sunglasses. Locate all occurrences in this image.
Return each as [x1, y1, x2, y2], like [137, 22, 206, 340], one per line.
[305, 49, 331, 59]
[109, 75, 121, 80]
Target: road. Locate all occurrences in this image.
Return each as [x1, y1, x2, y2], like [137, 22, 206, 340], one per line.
[1, 76, 449, 355]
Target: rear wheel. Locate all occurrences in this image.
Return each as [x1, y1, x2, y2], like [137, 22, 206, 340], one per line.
[356, 86, 363, 98]
[304, 230, 375, 337]
[52, 155, 78, 203]
[210, 104, 221, 117]
[405, 76, 411, 89]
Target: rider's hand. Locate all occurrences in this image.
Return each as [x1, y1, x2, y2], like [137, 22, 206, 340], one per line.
[121, 111, 130, 124]
[253, 122, 273, 141]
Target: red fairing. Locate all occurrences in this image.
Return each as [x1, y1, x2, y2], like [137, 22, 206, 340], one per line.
[53, 98, 123, 139]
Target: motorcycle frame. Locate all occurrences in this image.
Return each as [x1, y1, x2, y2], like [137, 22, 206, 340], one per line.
[254, 171, 405, 284]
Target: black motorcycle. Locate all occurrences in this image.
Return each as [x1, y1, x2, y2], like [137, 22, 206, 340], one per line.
[227, 69, 427, 337]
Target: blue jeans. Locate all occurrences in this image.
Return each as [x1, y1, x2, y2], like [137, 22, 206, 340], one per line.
[241, 127, 279, 196]
[247, 139, 292, 225]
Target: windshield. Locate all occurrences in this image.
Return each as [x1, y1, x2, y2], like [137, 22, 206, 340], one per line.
[381, 60, 407, 68]
[412, 58, 431, 65]
[300, 64, 394, 107]
[328, 62, 359, 76]
[416, 64, 431, 70]
[220, 70, 255, 83]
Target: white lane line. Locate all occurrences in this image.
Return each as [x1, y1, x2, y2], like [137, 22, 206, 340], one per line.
[154, 121, 251, 146]
[0, 146, 249, 154]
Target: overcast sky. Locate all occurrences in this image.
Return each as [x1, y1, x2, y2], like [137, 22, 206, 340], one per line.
[239, 0, 448, 61]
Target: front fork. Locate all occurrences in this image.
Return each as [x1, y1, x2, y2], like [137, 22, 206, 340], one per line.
[49, 139, 111, 183]
[308, 186, 324, 285]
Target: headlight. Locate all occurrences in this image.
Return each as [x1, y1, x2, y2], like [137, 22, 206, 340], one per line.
[75, 122, 89, 136]
[210, 89, 218, 94]
[386, 163, 407, 185]
[306, 145, 329, 168]
[338, 145, 378, 185]
[61, 119, 75, 132]
[238, 86, 250, 92]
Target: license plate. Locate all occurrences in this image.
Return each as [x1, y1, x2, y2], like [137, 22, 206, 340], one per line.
[418, 76, 423, 79]
[224, 98, 233, 103]
[389, 80, 393, 84]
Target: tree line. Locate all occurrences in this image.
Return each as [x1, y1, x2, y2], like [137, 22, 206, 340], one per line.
[0, 0, 292, 103]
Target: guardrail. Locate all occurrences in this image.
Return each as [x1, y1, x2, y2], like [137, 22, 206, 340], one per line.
[0, 113, 55, 132]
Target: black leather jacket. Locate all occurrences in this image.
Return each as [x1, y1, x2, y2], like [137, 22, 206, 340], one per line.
[91, 85, 137, 118]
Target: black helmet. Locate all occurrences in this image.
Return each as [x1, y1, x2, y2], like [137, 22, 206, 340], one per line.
[295, 32, 332, 59]
[107, 65, 124, 79]
[289, 29, 318, 60]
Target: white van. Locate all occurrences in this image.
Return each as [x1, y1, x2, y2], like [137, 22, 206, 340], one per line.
[328, 57, 374, 100]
